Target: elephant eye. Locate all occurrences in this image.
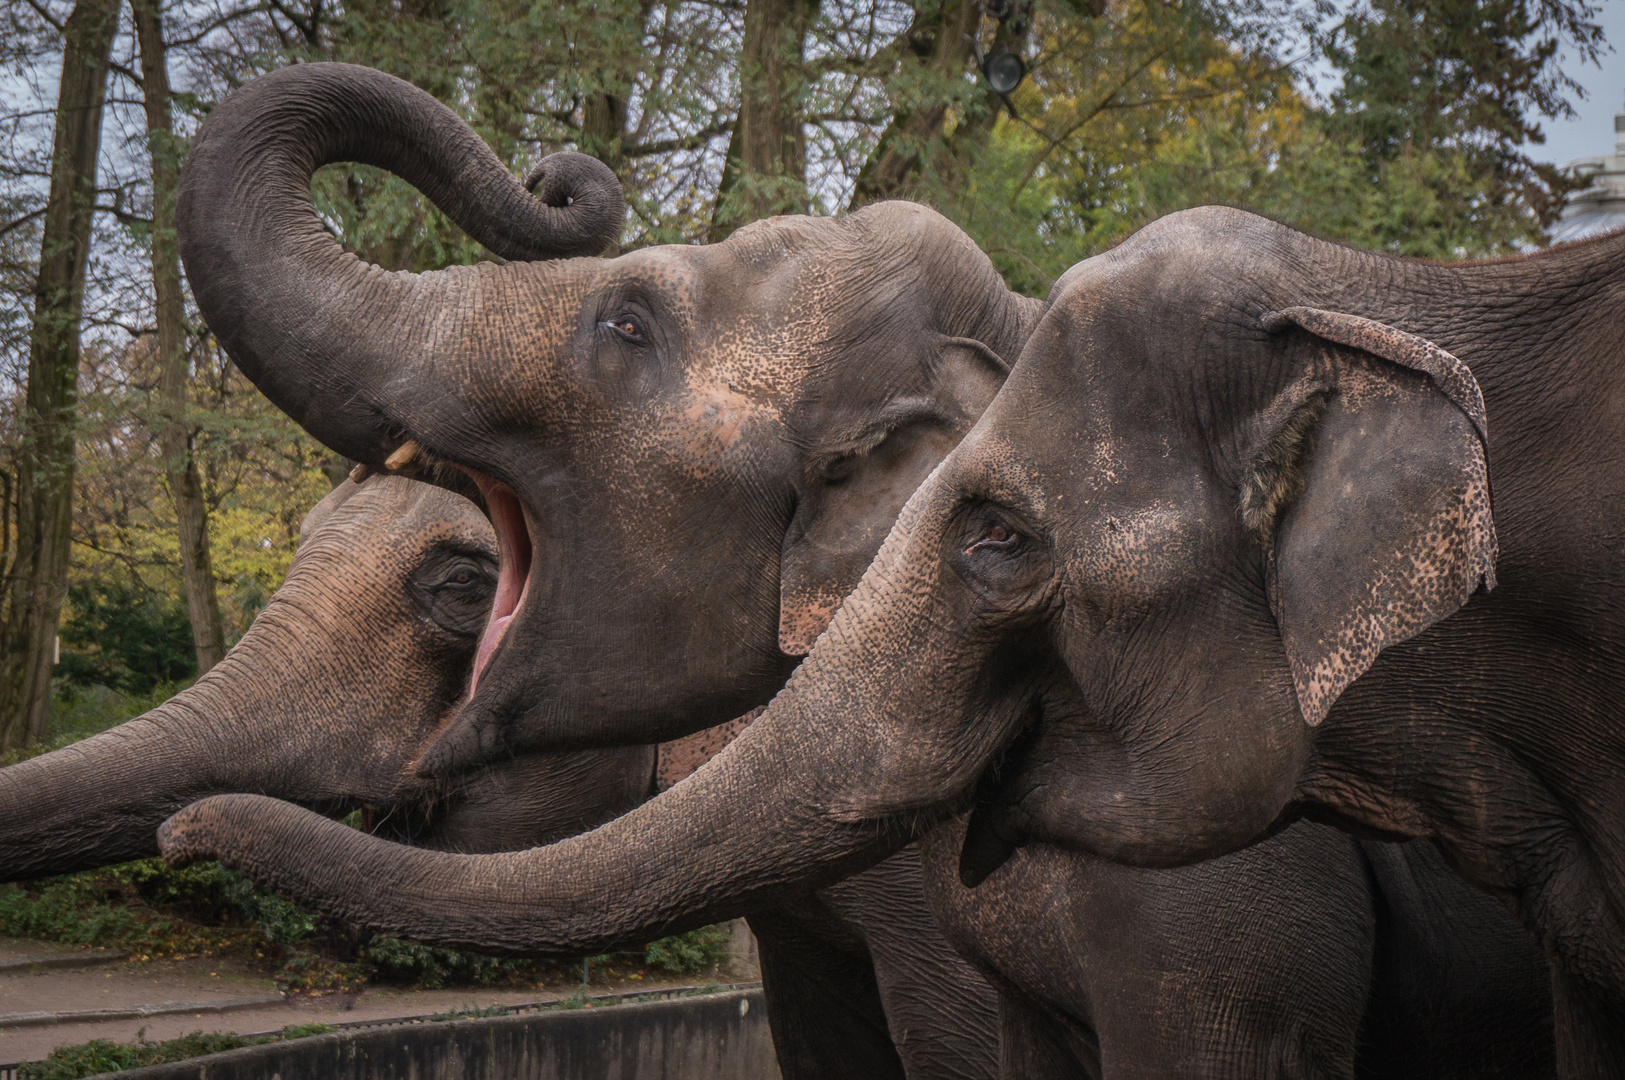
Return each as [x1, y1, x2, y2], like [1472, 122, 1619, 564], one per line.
[440, 561, 490, 590]
[967, 520, 1021, 554]
[604, 314, 646, 343]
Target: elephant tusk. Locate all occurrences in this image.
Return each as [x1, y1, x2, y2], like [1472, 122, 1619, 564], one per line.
[349, 462, 372, 483]
[385, 441, 421, 473]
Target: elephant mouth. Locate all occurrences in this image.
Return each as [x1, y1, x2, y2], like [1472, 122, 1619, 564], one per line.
[464, 470, 533, 694]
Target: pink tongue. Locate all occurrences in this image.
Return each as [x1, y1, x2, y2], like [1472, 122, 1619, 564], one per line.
[471, 613, 513, 694]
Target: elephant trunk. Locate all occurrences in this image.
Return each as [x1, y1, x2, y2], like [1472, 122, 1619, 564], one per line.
[0, 680, 254, 881]
[157, 491, 1030, 953]
[176, 62, 622, 467]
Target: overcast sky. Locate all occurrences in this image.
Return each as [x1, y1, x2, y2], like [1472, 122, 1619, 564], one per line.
[1531, 0, 1625, 166]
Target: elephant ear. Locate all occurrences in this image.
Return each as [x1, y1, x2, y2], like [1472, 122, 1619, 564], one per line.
[1255, 307, 1497, 726]
[778, 336, 1008, 655]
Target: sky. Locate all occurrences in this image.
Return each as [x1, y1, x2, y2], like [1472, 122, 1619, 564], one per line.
[1540, 0, 1625, 166]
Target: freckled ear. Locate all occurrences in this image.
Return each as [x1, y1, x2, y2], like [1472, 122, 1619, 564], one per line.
[1260, 309, 1498, 725]
[779, 336, 1009, 656]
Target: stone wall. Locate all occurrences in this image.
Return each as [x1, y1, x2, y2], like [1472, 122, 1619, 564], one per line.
[103, 989, 780, 1080]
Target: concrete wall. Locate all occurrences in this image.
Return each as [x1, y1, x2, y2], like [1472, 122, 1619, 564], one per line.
[102, 990, 780, 1080]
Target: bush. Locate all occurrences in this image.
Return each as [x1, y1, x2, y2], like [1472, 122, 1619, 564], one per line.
[644, 924, 732, 975]
[1, 855, 738, 994]
[57, 581, 197, 696]
[19, 1031, 271, 1080]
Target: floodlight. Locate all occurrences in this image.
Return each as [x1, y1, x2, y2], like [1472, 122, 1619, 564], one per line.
[983, 52, 1025, 96]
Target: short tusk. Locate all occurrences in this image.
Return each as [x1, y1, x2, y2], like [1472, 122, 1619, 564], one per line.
[385, 441, 421, 472]
[349, 462, 372, 483]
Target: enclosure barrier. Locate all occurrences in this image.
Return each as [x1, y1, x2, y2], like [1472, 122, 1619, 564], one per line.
[8, 985, 780, 1080]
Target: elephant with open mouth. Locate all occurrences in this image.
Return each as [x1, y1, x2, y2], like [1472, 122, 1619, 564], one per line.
[156, 65, 1557, 1077]
[0, 476, 1002, 1080]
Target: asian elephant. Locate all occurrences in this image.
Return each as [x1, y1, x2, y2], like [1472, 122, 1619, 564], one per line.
[157, 65, 1556, 1077]
[0, 476, 1000, 1080]
[165, 207, 1623, 1072]
[0, 476, 652, 875]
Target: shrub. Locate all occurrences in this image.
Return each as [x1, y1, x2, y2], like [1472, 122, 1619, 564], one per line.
[20, 1031, 272, 1080]
[644, 924, 731, 975]
[57, 581, 197, 696]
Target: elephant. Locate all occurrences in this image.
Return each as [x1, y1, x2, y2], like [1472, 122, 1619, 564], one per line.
[0, 476, 1002, 1080]
[164, 207, 1625, 1072]
[155, 64, 1557, 1077]
[0, 476, 653, 877]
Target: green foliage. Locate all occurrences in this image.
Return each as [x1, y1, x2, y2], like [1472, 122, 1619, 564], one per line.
[57, 581, 197, 696]
[354, 934, 539, 990]
[0, 681, 185, 768]
[0, 855, 734, 996]
[0, 860, 261, 958]
[280, 1023, 337, 1039]
[19, 1030, 276, 1080]
[644, 924, 732, 975]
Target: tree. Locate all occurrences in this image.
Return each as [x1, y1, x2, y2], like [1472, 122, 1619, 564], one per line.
[133, 0, 228, 674]
[708, 0, 822, 239]
[1324, 0, 1606, 248]
[0, 0, 121, 752]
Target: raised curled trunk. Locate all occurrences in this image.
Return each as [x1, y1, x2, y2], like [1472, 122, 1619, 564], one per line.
[159, 490, 1027, 953]
[176, 63, 623, 468]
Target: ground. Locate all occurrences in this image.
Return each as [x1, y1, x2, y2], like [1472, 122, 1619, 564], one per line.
[0, 930, 760, 1066]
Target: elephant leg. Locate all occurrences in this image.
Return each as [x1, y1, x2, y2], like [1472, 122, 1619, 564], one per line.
[998, 990, 1099, 1080]
[748, 900, 907, 1080]
[1552, 972, 1625, 1080]
[1355, 839, 1555, 1080]
[822, 845, 1001, 1080]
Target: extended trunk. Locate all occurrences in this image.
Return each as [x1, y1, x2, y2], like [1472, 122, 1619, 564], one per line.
[175, 63, 624, 470]
[0, 687, 242, 879]
[0, 0, 122, 752]
[135, 0, 227, 674]
[707, 0, 820, 241]
[158, 490, 1028, 953]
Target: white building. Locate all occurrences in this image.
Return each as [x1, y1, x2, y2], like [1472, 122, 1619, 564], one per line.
[1551, 112, 1625, 244]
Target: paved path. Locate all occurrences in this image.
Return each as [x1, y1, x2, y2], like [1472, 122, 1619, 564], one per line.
[0, 938, 750, 1065]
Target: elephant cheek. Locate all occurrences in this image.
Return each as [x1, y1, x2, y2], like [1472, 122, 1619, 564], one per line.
[778, 585, 844, 656]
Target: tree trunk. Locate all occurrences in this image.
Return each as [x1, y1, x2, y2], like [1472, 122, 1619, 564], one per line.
[849, 0, 983, 208]
[707, 0, 820, 241]
[134, 0, 227, 674]
[0, 0, 121, 752]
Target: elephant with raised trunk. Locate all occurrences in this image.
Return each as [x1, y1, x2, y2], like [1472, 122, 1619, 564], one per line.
[166, 208, 1624, 1073]
[158, 65, 1555, 1077]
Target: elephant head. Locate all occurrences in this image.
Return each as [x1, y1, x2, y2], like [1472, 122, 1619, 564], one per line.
[178, 62, 1041, 771]
[155, 206, 1521, 961]
[0, 476, 651, 881]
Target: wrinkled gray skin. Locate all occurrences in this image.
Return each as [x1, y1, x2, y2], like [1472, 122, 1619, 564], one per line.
[155, 64, 1553, 1078]
[0, 475, 995, 1080]
[168, 211, 1619, 1070]
[0, 477, 652, 876]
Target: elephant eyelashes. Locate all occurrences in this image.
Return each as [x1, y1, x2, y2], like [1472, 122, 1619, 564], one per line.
[603, 314, 646, 343]
[967, 521, 1020, 555]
